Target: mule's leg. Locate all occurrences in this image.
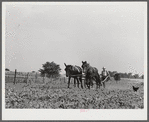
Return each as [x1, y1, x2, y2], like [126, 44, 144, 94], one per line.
[86, 78, 89, 89]
[86, 78, 91, 89]
[68, 77, 71, 88]
[98, 79, 101, 89]
[79, 77, 83, 89]
[92, 77, 96, 88]
[91, 79, 93, 88]
[74, 78, 76, 87]
[95, 76, 98, 89]
[76, 78, 80, 88]
[97, 75, 101, 89]
[103, 82, 105, 88]
[83, 79, 86, 88]
[82, 75, 86, 88]
[84, 80, 86, 88]
[88, 79, 91, 89]
[98, 82, 100, 89]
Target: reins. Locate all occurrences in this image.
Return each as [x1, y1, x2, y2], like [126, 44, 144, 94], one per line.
[68, 64, 110, 83]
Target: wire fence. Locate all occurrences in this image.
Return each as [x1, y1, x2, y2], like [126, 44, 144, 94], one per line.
[5, 69, 66, 84]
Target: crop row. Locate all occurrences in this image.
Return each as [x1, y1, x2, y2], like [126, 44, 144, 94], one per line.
[5, 81, 144, 109]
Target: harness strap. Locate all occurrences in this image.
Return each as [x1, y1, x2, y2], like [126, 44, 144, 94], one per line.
[82, 73, 86, 80]
[70, 74, 82, 77]
[74, 66, 81, 73]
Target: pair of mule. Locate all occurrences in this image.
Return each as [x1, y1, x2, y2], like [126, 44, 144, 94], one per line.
[64, 61, 104, 89]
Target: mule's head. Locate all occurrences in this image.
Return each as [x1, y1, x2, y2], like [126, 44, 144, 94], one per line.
[64, 63, 73, 77]
[81, 61, 88, 73]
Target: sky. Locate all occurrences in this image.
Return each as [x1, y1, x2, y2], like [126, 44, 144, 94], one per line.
[4, 2, 146, 75]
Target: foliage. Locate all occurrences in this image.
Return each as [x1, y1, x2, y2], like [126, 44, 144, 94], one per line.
[133, 74, 139, 79]
[114, 74, 121, 81]
[108, 71, 141, 79]
[39, 61, 61, 78]
[5, 68, 10, 71]
[141, 75, 144, 79]
[108, 71, 117, 77]
[127, 73, 132, 78]
[5, 78, 144, 109]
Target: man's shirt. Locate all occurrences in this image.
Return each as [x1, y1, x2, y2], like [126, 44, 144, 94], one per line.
[101, 70, 109, 77]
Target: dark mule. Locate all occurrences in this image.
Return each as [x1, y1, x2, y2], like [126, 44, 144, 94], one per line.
[64, 63, 83, 89]
[81, 61, 101, 89]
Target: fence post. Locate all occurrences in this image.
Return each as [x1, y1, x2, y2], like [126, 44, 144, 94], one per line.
[35, 73, 37, 80]
[35, 72, 37, 83]
[14, 69, 17, 84]
[44, 74, 46, 83]
[43, 74, 45, 83]
[26, 72, 29, 84]
[5, 75, 9, 82]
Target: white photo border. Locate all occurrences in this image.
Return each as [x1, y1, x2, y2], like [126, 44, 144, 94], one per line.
[2, 2, 147, 120]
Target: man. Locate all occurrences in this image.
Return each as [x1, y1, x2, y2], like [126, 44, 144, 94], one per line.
[101, 67, 110, 88]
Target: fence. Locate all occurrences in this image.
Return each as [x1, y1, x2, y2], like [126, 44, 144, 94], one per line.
[5, 69, 66, 84]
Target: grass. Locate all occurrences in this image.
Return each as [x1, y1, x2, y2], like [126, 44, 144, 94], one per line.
[5, 77, 144, 109]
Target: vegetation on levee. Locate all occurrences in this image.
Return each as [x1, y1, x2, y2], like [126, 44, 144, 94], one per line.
[5, 78, 144, 109]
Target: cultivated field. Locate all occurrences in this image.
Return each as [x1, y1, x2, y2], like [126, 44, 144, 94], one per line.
[5, 77, 144, 109]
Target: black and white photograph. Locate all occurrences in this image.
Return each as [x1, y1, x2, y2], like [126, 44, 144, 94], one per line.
[2, 2, 147, 120]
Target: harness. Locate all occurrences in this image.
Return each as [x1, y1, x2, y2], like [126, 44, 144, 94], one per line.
[74, 65, 81, 73]
[69, 67, 86, 80]
[69, 74, 82, 77]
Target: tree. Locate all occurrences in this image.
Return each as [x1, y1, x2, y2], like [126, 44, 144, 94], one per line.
[133, 74, 139, 79]
[108, 71, 120, 77]
[5, 68, 10, 71]
[114, 73, 121, 82]
[119, 73, 123, 78]
[141, 75, 144, 79]
[39, 61, 61, 78]
[39, 69, 46, 77]
[128, 73, 132, 78]
[123, 73, 128, 78]
[108, 71, 113, 77]
[32, 71, 36, 73]
[109, 71, 117, 77]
